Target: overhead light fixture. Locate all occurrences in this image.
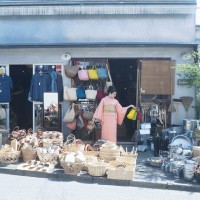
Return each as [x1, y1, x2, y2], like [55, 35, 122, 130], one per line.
[61, 53, 71, 61]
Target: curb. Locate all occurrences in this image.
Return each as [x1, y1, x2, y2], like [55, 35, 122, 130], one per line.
[0, 165, 200, 192]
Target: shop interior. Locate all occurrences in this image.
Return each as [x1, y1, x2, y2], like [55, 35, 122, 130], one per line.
[108, 59, 138, 141]
[10, 65, 33, 131]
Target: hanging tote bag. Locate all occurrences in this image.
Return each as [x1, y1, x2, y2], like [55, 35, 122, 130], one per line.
[63, 86, 70, 101]
[63, 103, 76, 123]
[65, 65, 80, 78]
[97, 67, 108, 80]
[76, 87, 86, 100]
[65, 87, 77, 101]
[127, 108, 136, 120]
[88, 66, 99, 80]
[78, 68, 89, 81]
[85, 85, 97, 100]
[137, 111, 142, 121]
[96, 87, 105, 100]
[66, 118, 77, 130]
[0, 107, 6, 120]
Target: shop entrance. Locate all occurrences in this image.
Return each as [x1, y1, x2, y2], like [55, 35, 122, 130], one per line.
[108, 59, 138, 141]
[10, 65, 33, 131]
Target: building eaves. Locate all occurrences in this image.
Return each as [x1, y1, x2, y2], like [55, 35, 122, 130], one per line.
[0, 4, 196, 15]
[0, 42, 197, 49]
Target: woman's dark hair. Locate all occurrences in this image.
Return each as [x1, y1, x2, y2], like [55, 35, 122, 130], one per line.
[107, 86, 117, 95]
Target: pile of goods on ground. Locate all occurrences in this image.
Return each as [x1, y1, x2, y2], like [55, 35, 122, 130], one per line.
[0, 130, 137, 180]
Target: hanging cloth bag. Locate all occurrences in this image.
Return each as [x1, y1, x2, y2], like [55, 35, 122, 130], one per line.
[66, 118, 77, 130]
[127, 108, 136, 120]
[97, 67, 108, 80]
[88, 66, 99, 80]
[63, 103, 76, 123]
[85, 85, 97, 100]
[0, 107, 6, 120]
[76, 87, 86, 99]
[78, 66, 89, 81]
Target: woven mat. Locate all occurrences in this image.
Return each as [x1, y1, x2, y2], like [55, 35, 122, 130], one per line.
[17, 162, 55, 173]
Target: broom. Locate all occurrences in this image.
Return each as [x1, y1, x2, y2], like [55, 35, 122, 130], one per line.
[168, 67, 176, 112]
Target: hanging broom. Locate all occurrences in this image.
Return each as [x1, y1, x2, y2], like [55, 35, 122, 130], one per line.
[168, 66, 176, 112]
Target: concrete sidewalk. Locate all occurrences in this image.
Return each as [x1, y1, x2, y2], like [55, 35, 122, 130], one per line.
[0, 151, 200, 192]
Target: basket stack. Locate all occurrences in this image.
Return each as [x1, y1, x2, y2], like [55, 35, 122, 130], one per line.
[99, 142, 120, 162]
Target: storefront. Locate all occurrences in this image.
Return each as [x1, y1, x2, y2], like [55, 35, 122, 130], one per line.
[0, 0, 197, 142]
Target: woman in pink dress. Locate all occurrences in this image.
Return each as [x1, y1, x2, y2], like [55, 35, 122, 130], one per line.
[93, 86, 135, 143]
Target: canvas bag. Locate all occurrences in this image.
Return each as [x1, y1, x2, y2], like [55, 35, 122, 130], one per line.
[85, 85, 97, 100]
[0, 107, 6, 120]
[76, 87, 86, 99]
[78, 67, 89, 81]
[127, 108, 136, 120]
[63, 103, 76, 123]
[65, 87, 77, 101]
[97, 67, 108, 79]
[66, 118, 77, 130]
[88, 66, 99, 80]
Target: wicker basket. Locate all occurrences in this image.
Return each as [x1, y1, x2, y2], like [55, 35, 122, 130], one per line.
[22, 148, 37, 162]
[99, 149, 120, 162]
[116, 153, 138, 165]
[107, 161, 136, 180]
[87, 162, 108, 176]
[37, 148, 59, 163]
[61, 161, 84, 175]
[83, 144, 99, 157]
[65, 65, 80, 78]
[63, 139, 85, 153]
[0, 151, 21, 164]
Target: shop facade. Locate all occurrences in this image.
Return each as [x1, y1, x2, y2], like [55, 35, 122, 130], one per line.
[0, 0, 198, 141]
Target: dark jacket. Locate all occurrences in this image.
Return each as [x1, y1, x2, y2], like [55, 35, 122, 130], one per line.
[29, 73, 51, 101]
[0, 74, 13, 102]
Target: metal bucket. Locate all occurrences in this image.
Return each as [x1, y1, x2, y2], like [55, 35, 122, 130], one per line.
[183, 160, 196, 182]
[190, 120, 198, 132]
[183, 119, 191, 131]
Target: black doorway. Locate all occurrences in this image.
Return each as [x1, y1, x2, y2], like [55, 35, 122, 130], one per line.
[10, 65, 33, 130]
[108, 59, 138, 141]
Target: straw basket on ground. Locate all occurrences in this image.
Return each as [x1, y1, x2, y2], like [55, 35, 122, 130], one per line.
[87, 161, 108, 176]
[61, 161, 84, 175]
[107, 160, 136, 180]
[37, 148, 59, 163]
[22, 148, 37, 162]
[0, 151, 21, 164]
[99, 142, 121, 162]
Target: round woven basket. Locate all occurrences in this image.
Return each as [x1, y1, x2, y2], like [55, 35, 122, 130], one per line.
[61, 161, 84, 175]
[37, 149, 59, 163]
[87, 162, 108, 176]
[99, 151, 120, 162]
[22, 149, 37, 162]
[0, 151, 21, 164]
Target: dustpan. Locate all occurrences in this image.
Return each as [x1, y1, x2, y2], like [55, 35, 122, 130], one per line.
[180, 96, 193, 112]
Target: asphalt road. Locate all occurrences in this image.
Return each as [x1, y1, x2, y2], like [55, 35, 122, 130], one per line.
[0, 173, 199, 200]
